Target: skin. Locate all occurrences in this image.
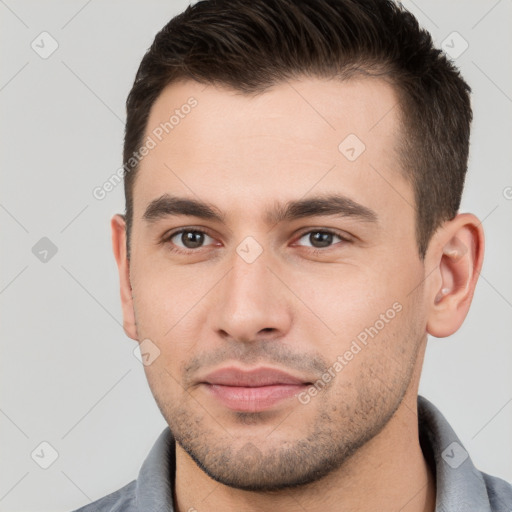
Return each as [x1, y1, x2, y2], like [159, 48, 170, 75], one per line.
[111, 77, 484, 512]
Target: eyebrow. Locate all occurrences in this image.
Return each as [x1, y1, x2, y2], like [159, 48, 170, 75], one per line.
[142, 193, 378, 226]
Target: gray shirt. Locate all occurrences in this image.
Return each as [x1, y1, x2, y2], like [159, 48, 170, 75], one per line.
[72, 395, 512, 511]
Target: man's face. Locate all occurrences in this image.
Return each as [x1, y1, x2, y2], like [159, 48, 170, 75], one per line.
[125, 77, 428, 490]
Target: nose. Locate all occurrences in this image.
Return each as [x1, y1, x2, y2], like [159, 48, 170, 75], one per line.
[210, 244, 293, 344]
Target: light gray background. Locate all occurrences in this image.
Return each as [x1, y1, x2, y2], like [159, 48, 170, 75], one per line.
[1, 1, 511, 511]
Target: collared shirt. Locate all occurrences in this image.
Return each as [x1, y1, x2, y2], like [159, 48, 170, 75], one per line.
[71, 396, 512, 511]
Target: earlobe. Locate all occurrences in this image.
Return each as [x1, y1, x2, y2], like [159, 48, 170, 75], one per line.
[111, 214, 139, 341]
[426, 214, 485, 338]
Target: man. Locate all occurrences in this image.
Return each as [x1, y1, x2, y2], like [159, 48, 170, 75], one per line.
[74, 0, 512, 510]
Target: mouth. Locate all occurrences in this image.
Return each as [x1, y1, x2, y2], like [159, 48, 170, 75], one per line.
[199, 366, 313, 413]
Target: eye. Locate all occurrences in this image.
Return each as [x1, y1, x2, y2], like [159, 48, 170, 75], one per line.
[164, 228, 217, 253]
[162, 227, 351, 256]
[294, 229, 350, 250]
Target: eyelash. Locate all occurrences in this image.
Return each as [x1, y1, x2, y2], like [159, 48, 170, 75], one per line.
[162, 228, 351, 255]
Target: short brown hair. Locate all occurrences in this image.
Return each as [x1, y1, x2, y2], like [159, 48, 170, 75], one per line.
[123, 0, 472, 259]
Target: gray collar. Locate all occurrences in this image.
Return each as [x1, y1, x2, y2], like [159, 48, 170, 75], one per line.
[417, 395, 494, 511]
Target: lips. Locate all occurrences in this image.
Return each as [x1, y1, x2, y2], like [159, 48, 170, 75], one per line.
[202, 367, 309, 387]
[199, 366, 312, 412]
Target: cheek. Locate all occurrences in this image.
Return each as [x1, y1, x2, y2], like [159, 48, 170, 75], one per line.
[301, 261, 423, 371]
[301, 267, 398, 334]
[130, 258, 209, 337]
[318, 299, 421, 411]
[130, 258, 226, 367]
[142, 359, 185, 417]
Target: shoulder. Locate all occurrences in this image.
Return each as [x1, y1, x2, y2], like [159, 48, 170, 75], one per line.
[482, 471, 512, 511]
[70, 480, 137, 512]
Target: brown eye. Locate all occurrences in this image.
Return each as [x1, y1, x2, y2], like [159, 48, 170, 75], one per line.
[166, 229, 215, 252]
[295, 230, 348, 249]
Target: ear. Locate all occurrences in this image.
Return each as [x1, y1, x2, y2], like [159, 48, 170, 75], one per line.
[426, 213, 485, 338]
[111, 214, 138, 341]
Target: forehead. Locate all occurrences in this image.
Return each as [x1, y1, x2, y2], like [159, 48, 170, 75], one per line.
[132, 77, 412, 229]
